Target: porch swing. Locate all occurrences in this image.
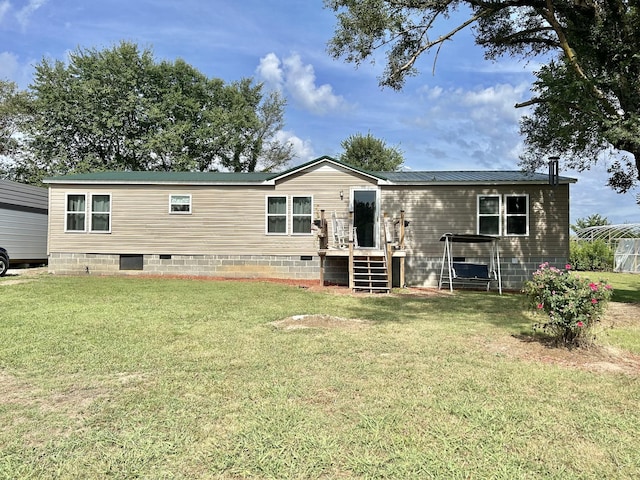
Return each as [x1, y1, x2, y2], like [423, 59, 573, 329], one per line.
[438, 233, 502, 294]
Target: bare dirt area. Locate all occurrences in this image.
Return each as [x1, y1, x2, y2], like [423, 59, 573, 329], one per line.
[270, 314, 373, 331]
[0, 266, 48, 286]
[268, 279, 640, 376]
[486, 302, 640, 376]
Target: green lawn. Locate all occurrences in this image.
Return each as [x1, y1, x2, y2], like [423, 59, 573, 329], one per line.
[0, 272, 638, 479]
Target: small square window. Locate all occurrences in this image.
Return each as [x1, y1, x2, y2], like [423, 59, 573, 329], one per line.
[170, 194, 192, 214]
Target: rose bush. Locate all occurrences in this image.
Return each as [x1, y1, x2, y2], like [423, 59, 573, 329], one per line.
[522, 263, 613, 347]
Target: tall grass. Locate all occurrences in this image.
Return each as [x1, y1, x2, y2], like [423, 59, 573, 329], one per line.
[0, 274, 638, 479]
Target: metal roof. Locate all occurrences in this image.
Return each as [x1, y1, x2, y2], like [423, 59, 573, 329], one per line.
[44, 170, 275, 184]
[43, 158, 576, 185]
[382, 170, 575, 184]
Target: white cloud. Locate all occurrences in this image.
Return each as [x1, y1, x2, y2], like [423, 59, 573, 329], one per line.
[406, 82, 533, 169]
[275, 130, 315, 163]
[461, 83, 530, 124]
[257, 52, 346, 115]
[0, 51, 36, 88]
[0, 1, 11, 23]
[0, 51, 19, 79]
[256, 53, 283, 90]
[16, 0, 47, 28]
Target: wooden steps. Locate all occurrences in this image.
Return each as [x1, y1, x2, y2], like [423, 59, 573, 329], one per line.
[352, 254, 389, 293]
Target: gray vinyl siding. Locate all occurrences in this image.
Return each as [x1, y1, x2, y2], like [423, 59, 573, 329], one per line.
[48, 165, 377, 256]
[0, 179, 48, 262]
[0, 179, 48, 211]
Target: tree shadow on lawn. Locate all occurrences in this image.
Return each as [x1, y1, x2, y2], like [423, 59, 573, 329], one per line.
[333, 289, 532, 333]
[294, 283, 640, 375]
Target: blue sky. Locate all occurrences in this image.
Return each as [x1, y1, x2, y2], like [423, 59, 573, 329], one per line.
[1, 0, 638, 224]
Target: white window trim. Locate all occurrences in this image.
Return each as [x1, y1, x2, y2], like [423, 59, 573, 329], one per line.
[64, 192, 87, 233]
[477, 194, 502, 236]
[169, 194, 192, 215]
[265, 195, 288, 235]
[291, 195, 313, 236]
[90, 193, 112, 234]
[504, 194, 529, 237]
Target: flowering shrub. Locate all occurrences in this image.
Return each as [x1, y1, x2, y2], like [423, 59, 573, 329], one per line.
[522, 263, 613, 347]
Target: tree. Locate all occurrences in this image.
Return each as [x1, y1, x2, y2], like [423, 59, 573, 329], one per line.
[340, 132, 404, 171]
[325, 0, 640, 192]
[7, 41, 293, 184]
[571, 213, 610, 234]
[0, 80, 29, 162]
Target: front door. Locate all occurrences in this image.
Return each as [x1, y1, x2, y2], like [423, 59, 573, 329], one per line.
[352, 189, 379, 248]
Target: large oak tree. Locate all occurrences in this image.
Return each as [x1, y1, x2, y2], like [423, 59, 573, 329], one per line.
[2, 42, 293, 184]
[325, 0, 640, 192]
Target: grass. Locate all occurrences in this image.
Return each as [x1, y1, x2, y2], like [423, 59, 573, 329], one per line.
[0, 272, 638, 479]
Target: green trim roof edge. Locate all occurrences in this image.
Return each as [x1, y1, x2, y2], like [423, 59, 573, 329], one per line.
[43, 155, 576, 184]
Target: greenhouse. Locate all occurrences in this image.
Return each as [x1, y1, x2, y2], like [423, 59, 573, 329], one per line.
[574, 224, 640, 273]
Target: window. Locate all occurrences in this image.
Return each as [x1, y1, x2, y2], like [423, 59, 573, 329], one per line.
[477, 194, 529, 236]
[266, 196, 287, 234]
[505, 194, 529, 236]
[65, 194, 86, 232]
[91, 194, 111, 232]
[169, 194, 192, 214]
[477, 195, 501, 236]
[292, 196, 312, 235]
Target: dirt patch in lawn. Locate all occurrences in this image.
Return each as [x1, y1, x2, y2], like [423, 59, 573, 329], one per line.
[271, 314, 373, 331]
[0, 266, 49, 286]
[486, 302, 640, 376]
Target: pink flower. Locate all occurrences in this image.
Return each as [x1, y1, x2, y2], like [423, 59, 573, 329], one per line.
[565, 264, 572, 270]
[537, 303, 544, 309]
[605, 284, 612, 290]
[589, 282, 598, 292]
[591, 298, 598, 304]
[577, 321, 584, 328]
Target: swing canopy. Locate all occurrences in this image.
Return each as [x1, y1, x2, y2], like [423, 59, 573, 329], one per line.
[438, 233, 502, 294]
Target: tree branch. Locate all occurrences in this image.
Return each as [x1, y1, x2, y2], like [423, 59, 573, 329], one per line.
[515, 98, 544, 108]
[539, 0, 618, 116]
[396, 8, 492, 76]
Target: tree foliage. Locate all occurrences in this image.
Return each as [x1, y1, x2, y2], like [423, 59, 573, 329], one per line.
[325, 0, 640, 192]
[0, 80, 28, 158]
[571, 213, 610, 233]
[2, 42, 292, 184]
[340, 132, 404, 171]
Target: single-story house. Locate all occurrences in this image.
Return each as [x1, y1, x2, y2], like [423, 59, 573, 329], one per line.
[43, 156, 576, 290]
[0, 178, 49, 265]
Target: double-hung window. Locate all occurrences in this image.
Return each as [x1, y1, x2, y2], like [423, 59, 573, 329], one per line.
[477, 195, 501, 236]
[169, 194, 192, 214]
[65, 194, 86, 232]
[266, 196, 287, 234]
[505, 194, 529, 236]
[292, 196, 312, 235]
[91, 194, 111, 233]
